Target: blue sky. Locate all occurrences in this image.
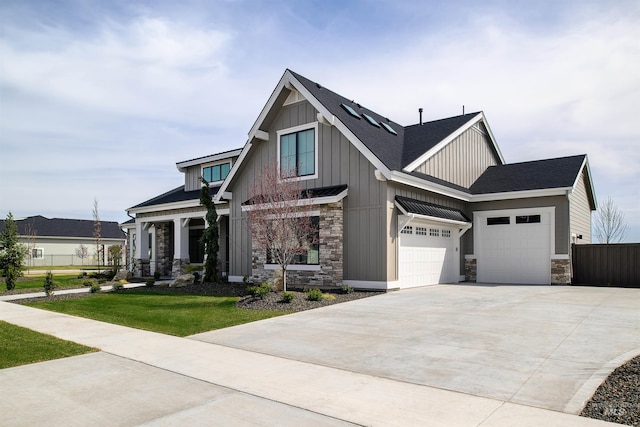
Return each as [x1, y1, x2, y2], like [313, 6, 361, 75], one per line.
[1, 0, 639, 241]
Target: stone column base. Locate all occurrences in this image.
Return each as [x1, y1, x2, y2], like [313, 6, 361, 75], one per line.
[135, 259, 150, 278]
[465, 257, 477, 282]
[172, 258, 190, 278]
[551, 258, 571, 285]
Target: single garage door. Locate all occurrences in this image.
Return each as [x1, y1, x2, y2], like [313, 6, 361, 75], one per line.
[476, 211, 551, 284]
[399, 222, 457, 288]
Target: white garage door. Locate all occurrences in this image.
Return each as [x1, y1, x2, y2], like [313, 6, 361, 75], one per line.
[476, 211, 551, 284]
[399, 223, 457, 288]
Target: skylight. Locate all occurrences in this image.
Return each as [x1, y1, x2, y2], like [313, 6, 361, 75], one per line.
[362, 114, 380, 128]
[341, 103, 361, 119]
[381, 122, 397, 135]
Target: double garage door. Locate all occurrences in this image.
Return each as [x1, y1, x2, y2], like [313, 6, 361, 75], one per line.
[475, 210, 552, 285]
[399, 222, 457, 287]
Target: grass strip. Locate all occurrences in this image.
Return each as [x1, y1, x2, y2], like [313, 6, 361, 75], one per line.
[0, 321, 97, 369]
[27, 291, 290, 336]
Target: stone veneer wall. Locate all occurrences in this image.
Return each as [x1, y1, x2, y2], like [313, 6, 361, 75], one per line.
[251, 201, 344, 288]
[465, 257, 477, 282]
[155, 223, 173, 276]
[551, 258, 571, 285]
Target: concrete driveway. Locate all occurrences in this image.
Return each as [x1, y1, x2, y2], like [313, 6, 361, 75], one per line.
[191, 283, 640, 414]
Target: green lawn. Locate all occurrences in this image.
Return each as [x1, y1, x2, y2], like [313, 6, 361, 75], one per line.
[1, 274, 85, 292]
[0, 321, 97, 369]
[27, 290, 290, 336]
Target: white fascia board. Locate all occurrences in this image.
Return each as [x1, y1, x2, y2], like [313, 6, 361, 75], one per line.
[120, 222, 136, 230]
[478, 112, 506, 164]
[248, 71, 290, 139]
[214, 141, 253, 202]
[286, 72, 392, 178]
[572, 155, 597, 210]
[394, 200, 469, 226]
[128, 199, 202, 216]
[470, 187, 572, 202]
[389, 171, 470, 201]
[176, 149, 243, 172]
[241, 189, 348, 212]
[403, 113, 483, 172]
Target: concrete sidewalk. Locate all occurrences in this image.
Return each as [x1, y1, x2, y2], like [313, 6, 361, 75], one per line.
[0, 282, 150, 301]
[0, 300, 616, 426]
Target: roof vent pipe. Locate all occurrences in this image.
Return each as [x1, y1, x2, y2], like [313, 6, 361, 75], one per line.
[419, 108, 423, 125]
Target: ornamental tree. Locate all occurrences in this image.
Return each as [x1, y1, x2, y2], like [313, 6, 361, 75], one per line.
[199, 177, 219, 283]
[245, 163, 318, 292]
[0, 212, 28, 290]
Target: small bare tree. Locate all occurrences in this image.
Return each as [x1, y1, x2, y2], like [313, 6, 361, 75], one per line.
[245, 163, 318, 292]
[593, 196, 628, 244]
[76, 244, 89, 266]
[93, 199, 102, 271]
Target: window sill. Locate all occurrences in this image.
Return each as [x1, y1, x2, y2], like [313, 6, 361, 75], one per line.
[264, 264, 321, 271]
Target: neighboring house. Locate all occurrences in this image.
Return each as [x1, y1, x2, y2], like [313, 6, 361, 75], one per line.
[0, 215, 126, 267]
[125, 69, 596, 288]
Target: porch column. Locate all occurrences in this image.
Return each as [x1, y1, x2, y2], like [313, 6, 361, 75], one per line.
[135, 221, 150, 277]
[172, 218, 190, 278]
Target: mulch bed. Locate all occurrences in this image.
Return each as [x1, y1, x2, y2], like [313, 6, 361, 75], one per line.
[581, 355, 640, 426]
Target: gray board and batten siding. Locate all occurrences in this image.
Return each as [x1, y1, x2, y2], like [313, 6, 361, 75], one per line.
[226, 99, 388, 283]
[415, 122, 501, 189]
[569, 169, 592, 244]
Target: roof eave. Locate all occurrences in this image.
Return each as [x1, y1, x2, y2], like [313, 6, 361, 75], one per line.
[389, 171, 471, 202]
[470, 187, 573, 202]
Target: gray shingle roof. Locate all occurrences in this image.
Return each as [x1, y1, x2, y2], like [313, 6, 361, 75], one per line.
[395, 196, 470, 223]
[0, 216, 125, 239]
[243, 184, 347, 205]
[470, 155, 586, 194]
[129, 185, 220, 210]
[290, 70, 480, 173]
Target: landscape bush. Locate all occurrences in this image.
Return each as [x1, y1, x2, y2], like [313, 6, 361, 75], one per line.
[340, 284, 354, 294]
[43, 271, 57, 296]
[89, 284, 101, 294]
[153, 271, 161, 280]
[112, 282, 124, 291]
[145, 278, 156, 287]
[306, 288, 324, 301]
[83, 279, 96, 287]
[247, 282, 272, 299]
[280, 291, 295, 303]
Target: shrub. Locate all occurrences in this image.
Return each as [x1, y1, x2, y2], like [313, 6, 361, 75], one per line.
[146, 278, 156, 287]
[118, 279, 128, 285]
[97, 278, 107, 284]
[43, 271, 57, 297]
[193, 272, 200, 283]
[248, 282, 272, 299]
[306, 288, 324, 301]
[89, 284, 101, 293]
[323, 293, 336, 301]
[281, 291, 295, 303]
[153, 271, 161, 280]
[340, 284, 354, 294]
[112, 282, 124, 291]
[83, 279, 96, 287]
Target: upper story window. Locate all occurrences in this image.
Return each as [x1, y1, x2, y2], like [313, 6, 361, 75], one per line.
[277, 123, 318, 180]
[202, 162, 231, 183]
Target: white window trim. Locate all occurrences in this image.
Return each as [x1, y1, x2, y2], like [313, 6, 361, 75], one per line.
[201, 160, 233, 186]
[276, 122, 319, 182]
